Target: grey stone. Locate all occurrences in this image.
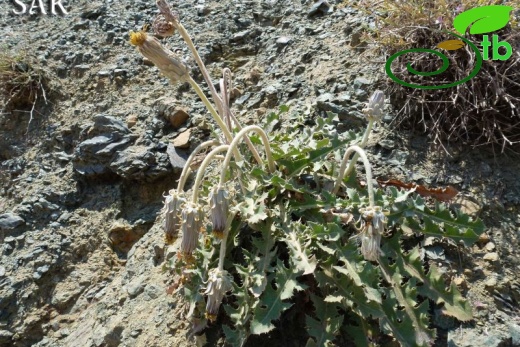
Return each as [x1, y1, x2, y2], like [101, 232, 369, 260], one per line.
[378, 139, 396, 150]
[353, 77, 371, 87]
[166, 144, 187, 172]
[109, 146, 171, 181]
[72, 21, 90, 30]
[97, 70, 112, 77]
[232, 30, 250, 41]
[509, 323, 520, 345]
[235, 92, 251, 105]
[0, 213, 25, 230]
[316, 101, 365, 127]
[37, 265, 50, 274]
[130, 330, 141, 338]
[113, 69, 128, 77]
[144, 284, 160, 300]
[73, 114, 137, 177]
[308, 0, 332, 16]
[276, 36, 292, 46]
[127, 278, 145, 298]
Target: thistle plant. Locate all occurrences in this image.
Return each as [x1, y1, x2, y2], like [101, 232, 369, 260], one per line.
[130, 2, 485, 346]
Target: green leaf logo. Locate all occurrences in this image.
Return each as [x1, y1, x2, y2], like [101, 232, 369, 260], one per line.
[453, 5, 513, 35]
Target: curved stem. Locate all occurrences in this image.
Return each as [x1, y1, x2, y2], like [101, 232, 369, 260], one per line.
[177, 140, 219, 191]
[219, 68, 263, 165]
[192, 145, 230, 203]
[187, 76, 233, 144]
[219, 126, 275, 186]
[343, 119, 374, 181]
[333, 145, 374, 207]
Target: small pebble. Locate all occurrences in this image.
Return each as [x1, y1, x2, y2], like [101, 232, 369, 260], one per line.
[483, 252, 499, 262]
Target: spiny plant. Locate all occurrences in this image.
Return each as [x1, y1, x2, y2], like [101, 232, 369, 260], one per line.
[129, 1, 485, 345]
[356, 0, 520, 152]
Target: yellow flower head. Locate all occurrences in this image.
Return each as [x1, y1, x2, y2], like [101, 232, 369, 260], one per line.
[129, 30, 147, 46]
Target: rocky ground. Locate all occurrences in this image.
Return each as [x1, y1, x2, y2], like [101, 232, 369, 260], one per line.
[0, 0, 519, 346]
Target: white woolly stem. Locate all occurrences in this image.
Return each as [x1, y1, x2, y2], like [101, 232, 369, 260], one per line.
[175, 21, 225, 120]
[177, 140, 219, 191]
[187, 77, 233, 144]
[192, 145, 230, 203]
[343, 119, 374, 181]
[219, 126, 275, 186]
[333, 145, 374, 207]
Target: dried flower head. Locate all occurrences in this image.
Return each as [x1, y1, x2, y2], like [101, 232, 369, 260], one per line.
[129, 30, 189, 83]
[209, 185, 230, 238]
[203, 268, 233, 322]
[180, 202, 204, 257]
[363, 90, 385, 122]
[352, 206, 386, 261]
[163, 189, 186, 244]
[153, 14, 175, 37]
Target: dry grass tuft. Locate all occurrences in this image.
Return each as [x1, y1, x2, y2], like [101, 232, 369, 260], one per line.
[358, 0, 520, 152]
[0, 49, 53, 126]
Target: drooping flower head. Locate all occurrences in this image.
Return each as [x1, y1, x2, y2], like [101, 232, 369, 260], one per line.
[163, 189, 186, 244]
[352, 206, 386, 261]
[363, 90, 385, 122]
[208, 185, 230, 239]
[203, 268, 233, 322]
[180, 202, 204, 258]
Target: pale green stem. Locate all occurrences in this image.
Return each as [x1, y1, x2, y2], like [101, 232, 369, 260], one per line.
[333, 145, 374, 207]
[177, 140, 219, 191]
[175, 22, 225, 119]
[219, 126, 275, 186]
[228, 110, 263, 165]
[186, 76, 233, 144]
[217, 210, 238, 271]
[192, 145, 230, 203]
[174, 18, 264, 165]
[343, 119, 374, 181]
[176, 20, 263, 165]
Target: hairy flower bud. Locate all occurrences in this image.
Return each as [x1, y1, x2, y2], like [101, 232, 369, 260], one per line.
[129, 30, 189, 83]
[163, 189, 185, 244]
[209, 186, 230, 238]
[180, 202, 204, 257]
[153, 14, 175, 37]
[364, 90, 385, 122]
[352, 206, 386, 261]
[203, 268, 233, 322]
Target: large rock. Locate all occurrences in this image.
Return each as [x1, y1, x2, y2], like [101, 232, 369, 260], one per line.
[0, 213, 25, 230]
[73, 114, 174, 181]
[73, 115, 136, 177]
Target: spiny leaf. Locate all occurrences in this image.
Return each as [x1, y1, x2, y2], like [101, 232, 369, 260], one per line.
[223, 325, 248, 347]
[453, 5, 513, 35]
[389, 195, 484, 246]
[306, 294, 344, 347]
[397, 247, 473, 321]
[308, 222, 345, 242]
[250, 261, 305, 335]
[277, 132, 358, 178]
[239, 194, 269, 224]
[284, 229, 317, 275]
[379, 258, 435, 347]
[315, 267, 383, 319]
